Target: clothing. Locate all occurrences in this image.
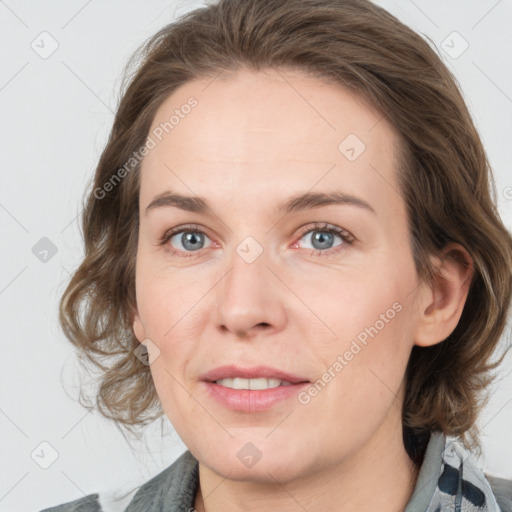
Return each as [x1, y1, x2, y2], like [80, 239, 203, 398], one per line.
[39, 431, 512, 512]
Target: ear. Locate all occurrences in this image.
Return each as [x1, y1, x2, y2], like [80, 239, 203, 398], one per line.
[414, 243, 474, 347]
[131, 306, 147, 343]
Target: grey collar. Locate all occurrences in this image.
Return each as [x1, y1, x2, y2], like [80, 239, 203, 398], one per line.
[124, 450, 199, 512]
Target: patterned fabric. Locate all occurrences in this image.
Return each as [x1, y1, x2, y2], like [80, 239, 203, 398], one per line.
[40, 431, 511, 512]
[424, 434, 502, 511]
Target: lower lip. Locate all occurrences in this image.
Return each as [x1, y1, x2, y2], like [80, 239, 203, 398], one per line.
[202, 381, 310, 412]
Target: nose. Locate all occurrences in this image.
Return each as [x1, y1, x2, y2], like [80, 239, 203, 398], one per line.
[214, 247, 287, 338]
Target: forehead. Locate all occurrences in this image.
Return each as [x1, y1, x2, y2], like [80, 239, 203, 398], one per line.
[140, 67, 403, 216]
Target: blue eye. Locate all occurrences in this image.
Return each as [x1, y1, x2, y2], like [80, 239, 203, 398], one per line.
[301, 230, 341, 250]
[158, 225, 213, 255]
[297, 223, 354, 254]
[169, 230, 212, 252]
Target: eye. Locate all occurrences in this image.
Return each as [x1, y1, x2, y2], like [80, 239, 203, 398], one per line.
[295, 223, 354, 254]
[171, 231, 211, 252]
[159, 225, 213, 254]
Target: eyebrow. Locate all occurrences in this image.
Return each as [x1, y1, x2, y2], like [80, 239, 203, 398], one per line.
[145, 191, 209, 215]
[281, 191, 375, 215]
[145, 190, 376, 215]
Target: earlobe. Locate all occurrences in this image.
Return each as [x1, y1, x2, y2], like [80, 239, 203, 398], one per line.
[414, 243, 474, 348]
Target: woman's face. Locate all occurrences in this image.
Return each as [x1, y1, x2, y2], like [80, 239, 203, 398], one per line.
[133, 68, 423, 481]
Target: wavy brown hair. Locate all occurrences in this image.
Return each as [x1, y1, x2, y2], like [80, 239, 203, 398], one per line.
[60, 0, 512, 457]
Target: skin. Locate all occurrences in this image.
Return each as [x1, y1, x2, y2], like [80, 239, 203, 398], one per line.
[132, 67, 472, 512]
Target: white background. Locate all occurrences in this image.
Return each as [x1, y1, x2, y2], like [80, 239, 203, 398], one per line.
[1, 1, 511, 511]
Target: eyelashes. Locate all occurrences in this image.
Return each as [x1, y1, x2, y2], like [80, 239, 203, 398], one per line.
[294, 222, 355, 255]
[157, 222, 355, 258]
[160, 225, 209, 247]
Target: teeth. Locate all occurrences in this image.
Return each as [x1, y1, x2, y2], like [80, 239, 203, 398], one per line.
[215, 377, 291, 390]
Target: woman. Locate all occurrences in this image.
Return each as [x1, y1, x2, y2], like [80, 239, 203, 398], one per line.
[42, 0, 512, 510]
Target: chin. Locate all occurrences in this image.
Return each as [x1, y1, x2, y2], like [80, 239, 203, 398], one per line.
[191, 434, 317, 483]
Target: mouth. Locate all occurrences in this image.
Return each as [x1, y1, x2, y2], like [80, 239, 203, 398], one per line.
[201, 364, 309, 386]
[200, 365, 310, 412]
[214, 377, 295, 390]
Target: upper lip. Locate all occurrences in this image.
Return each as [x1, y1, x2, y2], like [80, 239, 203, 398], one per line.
[201, 365, 309, 384]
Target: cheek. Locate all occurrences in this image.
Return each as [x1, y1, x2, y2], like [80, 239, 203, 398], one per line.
[303, 287, 414, 447]
[296, 268, 407, 346]
[135, 271, 203, 430]
[134, 263, 204, 410]
[135, 254, 208, 336]
[305, 266, 416, 393]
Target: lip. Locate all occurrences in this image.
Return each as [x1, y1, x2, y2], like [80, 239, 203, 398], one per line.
[200, 365, 310, 412]
[200, 365, 309, 384]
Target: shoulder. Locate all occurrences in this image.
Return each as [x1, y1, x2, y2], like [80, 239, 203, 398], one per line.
[38, 493, 102, 512]
[37, 450, 199, 512]
[124, 449, 199, 511]
[486, 474, 512, 512]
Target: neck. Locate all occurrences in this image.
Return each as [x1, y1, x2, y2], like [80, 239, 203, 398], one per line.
[194, 415, 421, 512]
